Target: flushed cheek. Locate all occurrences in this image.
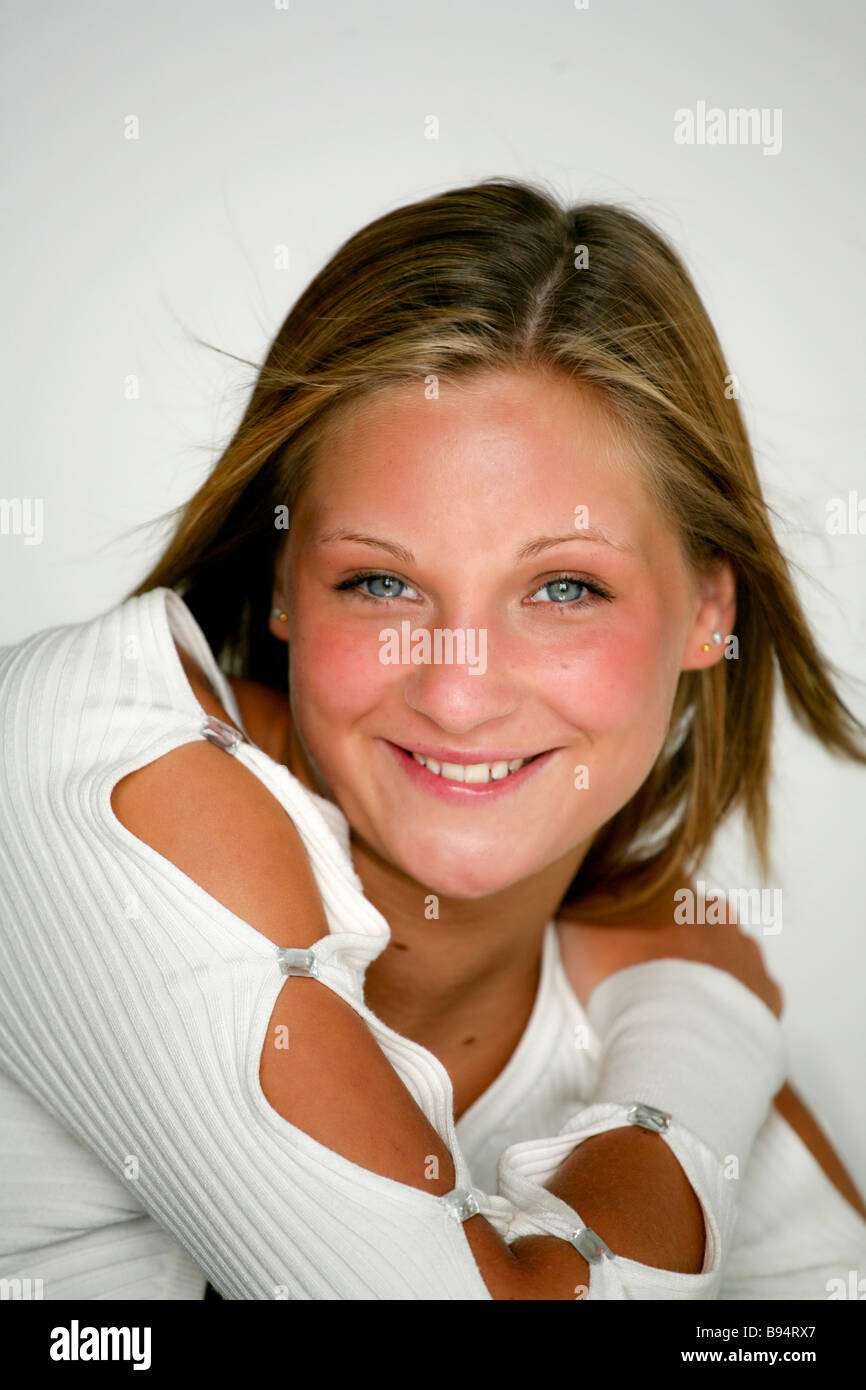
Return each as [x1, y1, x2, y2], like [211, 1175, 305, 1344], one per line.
[534, 635, 675, 822]
[535, 623, 671, 737]
[288, 612, 396, 737]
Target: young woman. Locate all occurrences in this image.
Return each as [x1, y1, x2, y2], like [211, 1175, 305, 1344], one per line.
[1, 179, 864, 1300]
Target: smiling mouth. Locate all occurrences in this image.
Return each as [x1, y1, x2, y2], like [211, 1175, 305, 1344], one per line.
[398, 748, 543, 785]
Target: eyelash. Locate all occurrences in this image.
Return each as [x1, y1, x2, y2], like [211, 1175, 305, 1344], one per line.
[333, 569, 614, 608]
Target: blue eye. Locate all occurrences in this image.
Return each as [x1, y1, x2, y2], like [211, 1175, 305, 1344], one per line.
[528, 574, 612, 606]
[335, 572, 420, 600]
[360, 575, 404, 598]
[531, 577, 589, 604]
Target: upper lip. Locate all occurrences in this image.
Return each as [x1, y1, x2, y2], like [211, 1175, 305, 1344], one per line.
[388, 740, 552, 764]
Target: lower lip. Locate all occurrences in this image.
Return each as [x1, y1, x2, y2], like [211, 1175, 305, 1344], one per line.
[382, 741, 558, 802]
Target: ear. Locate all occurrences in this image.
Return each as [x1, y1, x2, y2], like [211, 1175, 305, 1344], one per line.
[680, 557, 737, 672]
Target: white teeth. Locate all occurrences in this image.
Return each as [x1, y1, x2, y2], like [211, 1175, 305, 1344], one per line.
[408, 751, 533, 783]
[440, 761, 465, 781]
[463, 763, 489, 784]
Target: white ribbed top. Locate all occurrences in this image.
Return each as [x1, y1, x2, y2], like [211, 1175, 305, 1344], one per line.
[0, 586, 863, 1300]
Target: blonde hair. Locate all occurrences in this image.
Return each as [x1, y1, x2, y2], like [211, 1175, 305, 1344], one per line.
[124, 177, 866, 919]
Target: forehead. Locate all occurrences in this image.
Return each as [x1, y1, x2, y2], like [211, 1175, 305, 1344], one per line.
[292, 367, 675, 562]
[306, 367, 640, 480]
[318, 367, 629, 452]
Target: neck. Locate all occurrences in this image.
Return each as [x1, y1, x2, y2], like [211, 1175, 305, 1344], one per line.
[348, 825, 586, 1049]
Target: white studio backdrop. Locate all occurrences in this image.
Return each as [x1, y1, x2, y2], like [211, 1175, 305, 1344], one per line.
[2, 0, 865, 1188]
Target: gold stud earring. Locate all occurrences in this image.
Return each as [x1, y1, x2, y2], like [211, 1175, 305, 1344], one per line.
[702, 630, 723, 653]
[271, 606, 288, 623]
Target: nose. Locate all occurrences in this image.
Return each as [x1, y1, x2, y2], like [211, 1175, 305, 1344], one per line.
[399, 622, 520, 734]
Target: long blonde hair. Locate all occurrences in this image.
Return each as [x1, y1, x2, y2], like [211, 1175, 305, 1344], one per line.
[124, 177, 866, 919]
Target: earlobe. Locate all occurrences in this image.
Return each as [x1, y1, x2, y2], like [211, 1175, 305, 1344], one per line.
[269, 598, 290, 643]
[683, 621, 730, 671]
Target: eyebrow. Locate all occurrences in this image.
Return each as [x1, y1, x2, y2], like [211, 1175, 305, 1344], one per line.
[315, 526, 637, 562]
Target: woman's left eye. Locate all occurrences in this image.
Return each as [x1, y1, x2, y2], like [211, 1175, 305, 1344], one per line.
[528, 576, 603, 605]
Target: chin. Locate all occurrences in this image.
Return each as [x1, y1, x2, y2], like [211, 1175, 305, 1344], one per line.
[387, 844, 538, 903]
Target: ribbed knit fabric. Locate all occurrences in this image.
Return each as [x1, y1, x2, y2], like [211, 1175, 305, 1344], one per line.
[0, 587, 864, 1300]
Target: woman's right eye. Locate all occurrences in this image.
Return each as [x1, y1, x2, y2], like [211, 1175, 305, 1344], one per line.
[335, 572, 421, 601]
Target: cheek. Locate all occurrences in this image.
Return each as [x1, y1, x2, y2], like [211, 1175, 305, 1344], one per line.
[539, 616, 673, 734]
[540, 620, 677, 825]
[287, 603, 392, 731]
